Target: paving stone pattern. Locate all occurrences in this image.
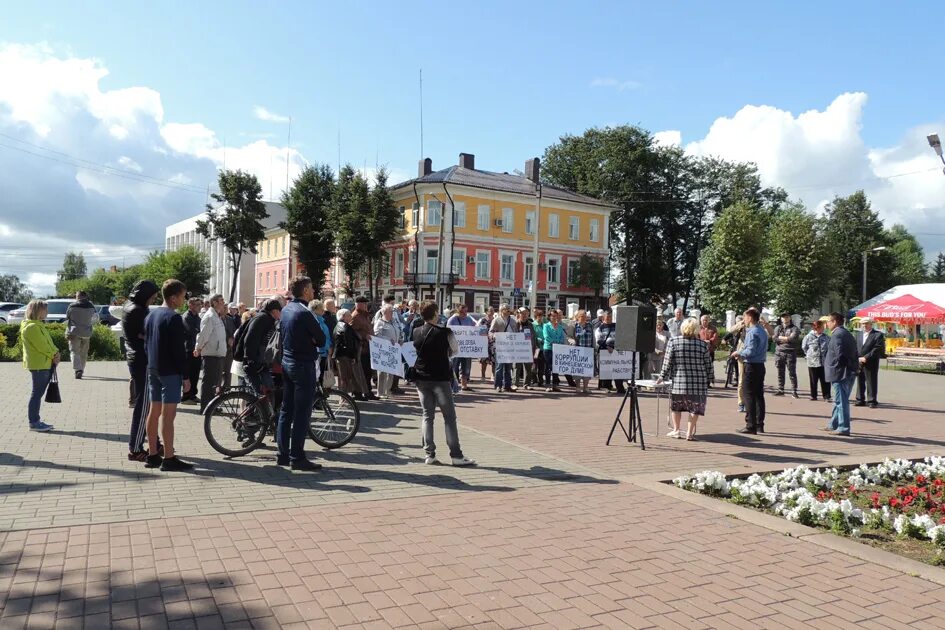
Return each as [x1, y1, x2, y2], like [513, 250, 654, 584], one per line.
[1, 361, 944, 628]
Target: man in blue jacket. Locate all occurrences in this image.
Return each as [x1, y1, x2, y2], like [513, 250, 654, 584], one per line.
[278, 276, 326, 471]
[822, 312, 859, 436]
[732, 307, 768, 435]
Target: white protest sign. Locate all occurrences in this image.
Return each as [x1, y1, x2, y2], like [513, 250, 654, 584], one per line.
[599, 351, 638, 380]
[552, 343, 595, 377]
[400, 342, 418, 367]
[370, 337, 404, 377]
[494, 332, 533, 364]
[450, 325, 488, 358]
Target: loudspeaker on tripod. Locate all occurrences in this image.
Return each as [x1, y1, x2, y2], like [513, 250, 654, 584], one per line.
[613, 305, 657, 354]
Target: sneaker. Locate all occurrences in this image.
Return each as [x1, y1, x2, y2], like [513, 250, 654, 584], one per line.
[868, 402, 878, 409]
[818, 426, 834, 432]
[75, 370, 83, 379]
[736, 427, 757, 435]
[830, 430, 851, 437]
[290, 459, 322, 471]
[666, 430, 680, 438]
[276, 456, 289, 466]
[545, 387, 553, 393]
[144, 454, 163, 468]
[127, 451, 147, 462]
[424, 456, 440, 465]
[737, 404, 745, 413]
[29, 421, 54, 432]
[773, 390, 784, 396]
[160, 456, 194, 472]
[792, 391, 799, 399]
[451, 457, 476, 467]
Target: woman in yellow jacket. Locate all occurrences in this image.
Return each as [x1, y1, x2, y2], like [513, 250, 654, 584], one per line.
[21, 300, 60, 431]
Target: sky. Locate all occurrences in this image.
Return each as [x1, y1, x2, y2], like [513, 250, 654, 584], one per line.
[2, 1, 945, 296]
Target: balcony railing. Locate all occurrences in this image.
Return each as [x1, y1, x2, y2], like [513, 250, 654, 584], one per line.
[406, 272, 457, 286]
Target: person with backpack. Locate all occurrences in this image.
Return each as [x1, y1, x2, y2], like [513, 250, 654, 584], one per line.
[277, 276, 326, 471]
[332, 309, 371, 400]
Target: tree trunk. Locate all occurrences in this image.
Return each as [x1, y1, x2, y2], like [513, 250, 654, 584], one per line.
[229, 252, 241, 303]
[367, 258, 374, 305]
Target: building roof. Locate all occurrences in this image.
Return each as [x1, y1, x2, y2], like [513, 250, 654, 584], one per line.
[165, 201, 287, 236]
[391, 166, 617, 209]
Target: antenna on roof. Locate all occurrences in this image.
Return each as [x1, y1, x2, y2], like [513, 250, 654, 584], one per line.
[285, 116, 292, 194]
[419, 68, 424, 160]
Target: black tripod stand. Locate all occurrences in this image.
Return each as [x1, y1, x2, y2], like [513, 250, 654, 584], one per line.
[606, 375, 645, 450]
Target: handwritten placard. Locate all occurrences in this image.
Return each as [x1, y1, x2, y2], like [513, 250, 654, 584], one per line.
[552, 344, 595, 377]
[400, 341, 417, 367]
[599, 351, 638, 380]
[370, 337, 404, 377]
[450, 325, 488, 358]
[494, 332, 533, 364]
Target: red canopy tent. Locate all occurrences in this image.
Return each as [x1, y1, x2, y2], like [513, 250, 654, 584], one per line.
[856, 294, 945, 323]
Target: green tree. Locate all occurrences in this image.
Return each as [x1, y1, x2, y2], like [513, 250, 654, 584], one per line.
[696, 201, 768, 314]
[196, 169, 269, 301]
[0, 274, 33, 302]
[365, 168, 400, 302]
[762, 203, 830, 314]
[140, 246, 211, 297]
[931, 252, 945, 282]
[571, 254, 607, 300]
[332, 166, 370, 293]
[884, 224, 927, 285]
[55, 252, 88, 295]
[281, 164, 336, 295]
[822, 191, 891, 305]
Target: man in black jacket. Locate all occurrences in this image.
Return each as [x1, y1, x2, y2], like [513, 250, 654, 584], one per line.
[855, 317, 885, 408]
[181, 297, 202, 403]
[772, 312, 801, 398]
[123, 280, 159, 461]
[240, 300, 282, 401]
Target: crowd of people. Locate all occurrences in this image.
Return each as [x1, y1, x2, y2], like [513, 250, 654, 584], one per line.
[19, 284, 889, 469]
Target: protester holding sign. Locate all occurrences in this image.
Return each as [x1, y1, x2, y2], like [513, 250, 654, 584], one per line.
[541, 310, 567, 392]
[595, 311, 626, 394]
[412, 301, 475, 467]
[373, 304, 402, 398]
[332, 309, 372, 401]
[514, 308, 538, 389]
[489, 304, 520, 393]
[477, 306, 496, 381]
[530, 309, 546, 388]
[446, 304, 477, 391]
[568, 310, 596, 395]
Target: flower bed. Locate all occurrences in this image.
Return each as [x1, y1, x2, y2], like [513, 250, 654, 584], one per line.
[673, 457, 945, 565]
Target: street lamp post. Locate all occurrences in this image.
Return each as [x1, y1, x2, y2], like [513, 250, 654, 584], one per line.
[929, 134, 945, 175]
[861, 246, 887, 303]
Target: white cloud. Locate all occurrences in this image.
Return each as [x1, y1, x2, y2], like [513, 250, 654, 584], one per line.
[253, 106, 290, 124]
[590, 77, 641, 92]
[680, 92, 945, 257]
[653, 130, 681, 148]
[0, 43, 332, 295]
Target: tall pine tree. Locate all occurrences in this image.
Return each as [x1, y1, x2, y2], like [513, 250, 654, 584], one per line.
[281, 164, 336, 295]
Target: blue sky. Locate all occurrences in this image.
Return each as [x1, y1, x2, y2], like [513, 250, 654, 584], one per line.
[2, 2, 945, 293]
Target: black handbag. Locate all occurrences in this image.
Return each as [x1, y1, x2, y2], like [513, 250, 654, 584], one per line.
[45, 368, 62, 404]
[405, 327, 433, 381]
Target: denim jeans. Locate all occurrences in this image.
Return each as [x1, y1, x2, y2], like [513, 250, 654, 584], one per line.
[452, 357, 471, 381]
[829, 375, 856, 433]
[542, 349, 560, 387]
[278, 360, 316, 462]
[416, 380, 464, 459]
[494, 363, 512, 389]
[28, 368, 52, 425]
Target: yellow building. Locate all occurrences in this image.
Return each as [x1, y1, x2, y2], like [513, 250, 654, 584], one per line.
[360, 152, 615, 313]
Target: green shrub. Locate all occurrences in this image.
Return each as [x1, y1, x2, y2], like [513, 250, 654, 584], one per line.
[2, 322, 123, 362]
[0, 323, 19, 346]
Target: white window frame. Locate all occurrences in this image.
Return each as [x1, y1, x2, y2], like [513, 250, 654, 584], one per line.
[525, 210, 536, 235]
[451, 247, 466, 278]
[425, 248, 439, 274]
[524, 255, 534, 282]
[589, 218, 599, 242]
[474, 293, 490, 314]
[475, 250, 491, 280]
[500, 252, 514, 282]
[502, 207, 513, 233]
[477, 205, 490, 231]
[411, 203, 420, 228]
[548, 213, 560, 238]
[408, 248, 417, 273]
[397, 205, 406, 229]
[258, 272, 263, 290]
[454, 202, 466, 228]
[546, 256, 560, 285]
[265, 271, 271, 289]
[428, 201, 442, 227]
[394, 249, 404, 279]
[568, 259, 580, 285]
[569, 216, 579, 240]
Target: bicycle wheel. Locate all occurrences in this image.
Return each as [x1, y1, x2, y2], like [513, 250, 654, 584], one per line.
[309, 388, 360, 449]
[204, 389, 269, 457]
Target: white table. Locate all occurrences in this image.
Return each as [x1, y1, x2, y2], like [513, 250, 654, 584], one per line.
[634, 379, 671, 439]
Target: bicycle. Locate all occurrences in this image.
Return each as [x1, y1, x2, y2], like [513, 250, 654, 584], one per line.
[203, 380, 360, 458]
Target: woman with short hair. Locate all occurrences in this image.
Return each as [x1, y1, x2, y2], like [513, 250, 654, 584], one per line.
[373, 303, 401, 398]
[489, 303, 520, 392]
[21, 300, 60, 432]
[308, 299, 333, 387]
[569, 309, 595, 394]
[657, 317, 713, 440]
[541, 309, 567, 392]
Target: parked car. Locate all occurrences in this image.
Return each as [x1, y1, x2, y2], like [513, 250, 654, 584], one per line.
[6, 299, 92, 326]
[96, 305, 121, 327]
[0, 302, 24, 324]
